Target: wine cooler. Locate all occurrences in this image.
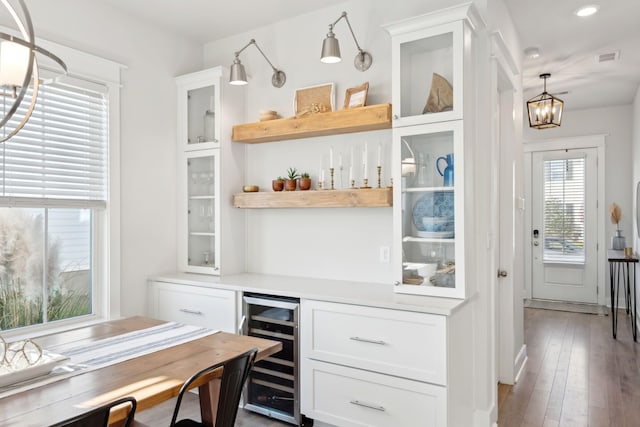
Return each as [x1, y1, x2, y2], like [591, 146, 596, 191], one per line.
[242, 293, 300, 425]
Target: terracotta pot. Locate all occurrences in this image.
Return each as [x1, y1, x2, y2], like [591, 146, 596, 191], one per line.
[272, 180, 284, 191]
[284, 179, 297, 191]
[299, 177, 311, 191]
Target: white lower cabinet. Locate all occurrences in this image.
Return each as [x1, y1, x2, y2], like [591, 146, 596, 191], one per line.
[300, 300, 451, 427]
[147, 280, 237, 333]
[303, 359, 446, 427]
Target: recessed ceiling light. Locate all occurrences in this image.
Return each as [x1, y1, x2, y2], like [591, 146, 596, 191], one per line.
[575, 5, 599, 17]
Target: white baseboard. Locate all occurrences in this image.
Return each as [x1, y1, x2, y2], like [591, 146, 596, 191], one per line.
[474, 406, 496, 427]
[514, 344, 527, 384]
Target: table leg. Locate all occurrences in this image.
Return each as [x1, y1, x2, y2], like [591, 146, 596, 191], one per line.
[199, 378, 221, 427]
[632, 262, 637, 342]
[610, 261, 616, 338]
[625, 262, 632, 314]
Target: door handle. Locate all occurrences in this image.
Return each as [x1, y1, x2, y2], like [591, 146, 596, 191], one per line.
[498, 270, 508, 278]
[533, 241, 539, 246]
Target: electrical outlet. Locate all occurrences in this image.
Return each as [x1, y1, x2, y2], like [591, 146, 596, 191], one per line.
[379, 246, 390, 263]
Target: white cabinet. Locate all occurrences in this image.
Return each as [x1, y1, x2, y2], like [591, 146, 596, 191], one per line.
[175, 66, 246, 275]
[148, 280, 238, 333]
[300, 300, 451, 426]
[384, 5, 481, 299]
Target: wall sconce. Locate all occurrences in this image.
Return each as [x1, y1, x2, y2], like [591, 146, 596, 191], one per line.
[229, 39, 286, 88]
[0, 0, 67, 143]
[320, 11, 372, 72]
[527, 73, 564, 129]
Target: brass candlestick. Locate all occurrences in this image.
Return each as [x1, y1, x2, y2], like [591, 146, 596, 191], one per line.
[351, 179, 356, 188]
[330, 167, 335, 190]
[377, 166, 382, 188]
[361, 178, 371, 189]
[388, 177, 393, 188]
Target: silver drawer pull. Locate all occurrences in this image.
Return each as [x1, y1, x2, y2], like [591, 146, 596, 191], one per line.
[349, 336, 387, 345]
[350, 400, 386, 412]
[179, 308, 204, 316]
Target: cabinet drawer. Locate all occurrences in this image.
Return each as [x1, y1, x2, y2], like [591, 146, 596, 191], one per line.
[301, 300, 447, 385]
[301, 359, 446, 427]
[148, 281, 236, 332]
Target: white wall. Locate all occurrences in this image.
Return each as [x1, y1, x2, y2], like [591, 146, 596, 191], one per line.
[633, 86, 640, 332]
[23, 0, 203, 316]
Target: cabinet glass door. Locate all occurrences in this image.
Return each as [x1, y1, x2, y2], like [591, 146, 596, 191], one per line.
[394, 121, 464, 298]
[187, 84, 217, 148]
[186, 152, 219, 272]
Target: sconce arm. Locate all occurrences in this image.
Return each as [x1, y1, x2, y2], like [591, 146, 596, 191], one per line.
[235, 39, 280, 73]
[329, 12, 365, 55]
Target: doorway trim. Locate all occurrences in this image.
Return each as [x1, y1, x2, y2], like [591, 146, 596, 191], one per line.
[524, 135, 607, 306]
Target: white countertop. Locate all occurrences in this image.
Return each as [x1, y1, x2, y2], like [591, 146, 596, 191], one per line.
[149, 272, 469, 316]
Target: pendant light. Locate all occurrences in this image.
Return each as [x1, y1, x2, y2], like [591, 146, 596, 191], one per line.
[527, 73, 564, 129]
[320, 12, 372, 71]
[229, 39, 286, 88]
[0, 0, 67, 142]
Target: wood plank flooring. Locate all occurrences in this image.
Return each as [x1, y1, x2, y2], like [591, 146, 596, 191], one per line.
[499, 307, 640, 427]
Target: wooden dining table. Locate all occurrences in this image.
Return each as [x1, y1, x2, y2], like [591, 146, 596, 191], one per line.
[0, 316, 282, 427]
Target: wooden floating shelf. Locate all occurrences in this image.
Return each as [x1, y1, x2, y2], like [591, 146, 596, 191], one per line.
[232, 103, 392, 144]
[233, 188, 393, 209]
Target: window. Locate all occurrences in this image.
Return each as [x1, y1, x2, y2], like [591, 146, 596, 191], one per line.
[0, 78, 108, 331]
[543, 157, 586, 263]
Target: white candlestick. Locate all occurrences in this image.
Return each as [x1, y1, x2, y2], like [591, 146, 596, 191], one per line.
[349, 165, 353, 183]
[363, 143, 368, 180]
[320, 168, 325, 183]
[377, 143, 382, 167]
[329, 146, 334, 168]
[338, 153, 343, 169]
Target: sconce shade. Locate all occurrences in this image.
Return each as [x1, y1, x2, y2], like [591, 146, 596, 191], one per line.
[320, 31, 341, 63]
[229, 59, 248, 85]
[527, 73, 563, 129]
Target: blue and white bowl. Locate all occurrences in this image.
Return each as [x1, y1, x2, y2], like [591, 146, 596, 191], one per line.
[412, 191, 454, 231]
[422, 216, 454, 232]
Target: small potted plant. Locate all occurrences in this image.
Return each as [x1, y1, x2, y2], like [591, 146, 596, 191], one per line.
[285, 167, 299, 191]
[272, 176, 285, 192]
[299, 172, 311, 191]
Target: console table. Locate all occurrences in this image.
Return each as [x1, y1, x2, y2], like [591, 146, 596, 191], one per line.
[608, 250, 638, 341]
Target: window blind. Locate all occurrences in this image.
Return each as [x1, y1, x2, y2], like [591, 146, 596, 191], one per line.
[543, 157, 586, 263]
[0, 80, 108, 206]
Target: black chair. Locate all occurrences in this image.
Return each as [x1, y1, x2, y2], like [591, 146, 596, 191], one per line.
[170, 347, 258, 427]
[50, 396, 137, 427]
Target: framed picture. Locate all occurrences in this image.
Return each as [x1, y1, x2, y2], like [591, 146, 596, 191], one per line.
[294, 83, 334, 116]
[343, 82, 369, 109]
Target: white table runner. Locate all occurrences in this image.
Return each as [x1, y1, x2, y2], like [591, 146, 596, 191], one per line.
[0, 322, 218, 398]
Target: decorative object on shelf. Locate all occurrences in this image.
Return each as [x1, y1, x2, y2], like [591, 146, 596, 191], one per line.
[401, 138, 416, 179]
[436, 153, 454, 187]
[320, 11, 373, 71]
[415, 152, 433, 187]
[423, 73, 453, 114]
[299, 172, 311, 191]
[0, 0, 68, 143]
[412, 191, 454, 237]
[343, 82, 369, 109]
[229, 39, 286, 88]
[430, 262, 455, 287]
[242, 185, 259, 192]
[272, 177, 284, 192]
[609, 202, 626, 250]
[294, 83, 334, 116]
[527, 73, 564, 129]
[285, 167, 299, 191]
[625, 247, 633, 258]
[259, 110, 279, 121]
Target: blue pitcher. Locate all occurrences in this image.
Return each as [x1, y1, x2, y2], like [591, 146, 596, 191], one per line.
[436, 153, 454, 186]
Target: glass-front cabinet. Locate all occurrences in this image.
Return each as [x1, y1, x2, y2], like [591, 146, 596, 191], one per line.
[386, 5, 479, 299]
[179, 149, 220, 273]
[393, 121, 465, 298]
[176, 66, 245, 275]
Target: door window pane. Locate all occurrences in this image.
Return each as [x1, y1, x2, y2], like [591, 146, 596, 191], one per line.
[543, 158, 585, 263]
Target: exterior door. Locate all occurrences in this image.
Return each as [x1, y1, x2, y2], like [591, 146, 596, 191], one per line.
[531, 148, 598, 303]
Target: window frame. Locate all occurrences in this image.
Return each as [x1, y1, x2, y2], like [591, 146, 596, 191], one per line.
[0, 31, 123, 339]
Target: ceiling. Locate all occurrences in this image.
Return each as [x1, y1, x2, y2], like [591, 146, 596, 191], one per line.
[100, 0, 640, 111]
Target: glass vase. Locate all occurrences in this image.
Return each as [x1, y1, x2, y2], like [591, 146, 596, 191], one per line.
[611, 229, 626, 250]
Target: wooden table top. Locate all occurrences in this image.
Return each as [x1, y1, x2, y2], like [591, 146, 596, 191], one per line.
[0, 316, 282, 427]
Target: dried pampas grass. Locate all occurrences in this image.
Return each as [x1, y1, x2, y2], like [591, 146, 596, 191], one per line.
[609, 202, 622, 225]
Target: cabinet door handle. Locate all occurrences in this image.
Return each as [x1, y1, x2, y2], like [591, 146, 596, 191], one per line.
[349, 400, 386, 412]
[349, 336, 387, 345]
[179, 308, 204, 316]
[238, 315, 246, 334]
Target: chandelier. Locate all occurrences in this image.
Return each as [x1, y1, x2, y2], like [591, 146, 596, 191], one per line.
[0, 0, 67, 142]
[527, 73, 563, 129]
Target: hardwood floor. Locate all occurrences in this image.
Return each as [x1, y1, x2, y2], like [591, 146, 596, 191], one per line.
[134, 392, 290, 426]
[499, 307, 640, 427]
